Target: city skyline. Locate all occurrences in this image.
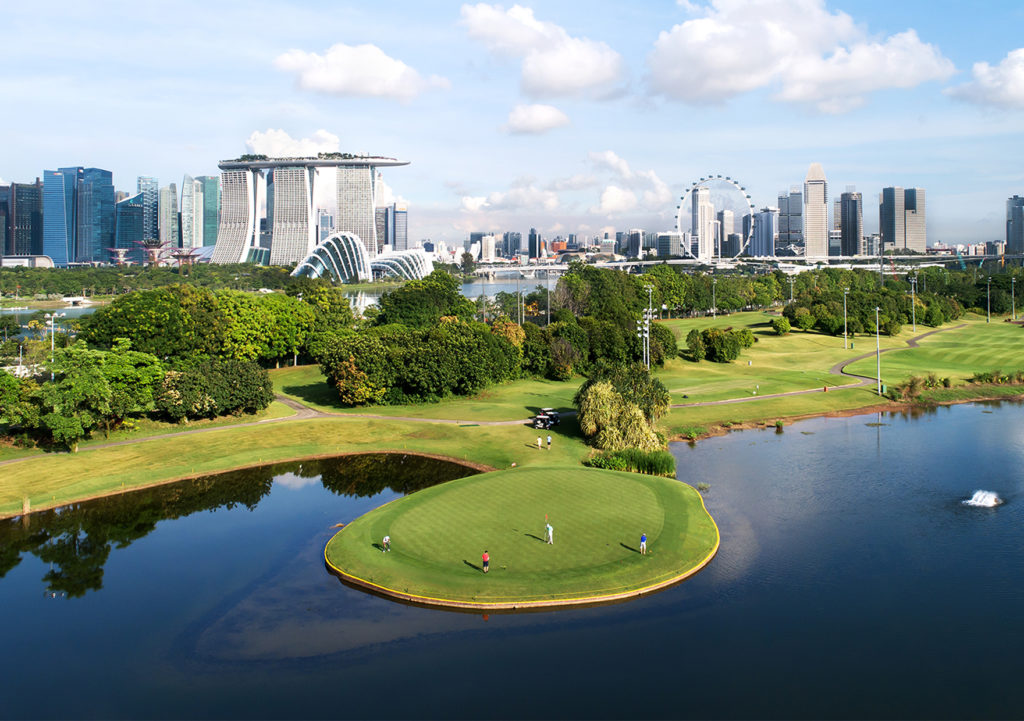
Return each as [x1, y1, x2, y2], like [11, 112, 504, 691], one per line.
[1, 1, 1023, 245]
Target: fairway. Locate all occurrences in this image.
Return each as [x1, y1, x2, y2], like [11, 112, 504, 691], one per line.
[325, 466, 719, 609]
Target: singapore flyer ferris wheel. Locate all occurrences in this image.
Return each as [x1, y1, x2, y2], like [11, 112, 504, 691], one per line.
[675, 175, 756, 259]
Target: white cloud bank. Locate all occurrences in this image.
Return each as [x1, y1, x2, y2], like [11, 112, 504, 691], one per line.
[461, 3, 624, 98]
[461, 179, 559, 213]
[246, 128, 340, 156]
[946, 48, 1024, 109]
[504, 104, 570, 134]
[275, 42, 449, 101]
[587, 150, 672, 216]
[648, 0, 954, 113]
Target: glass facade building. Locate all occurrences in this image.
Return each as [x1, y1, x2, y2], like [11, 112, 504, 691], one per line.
[42, 167, 114, 266]
[1008, 196, 1024, 255]
[137, 176, 159, 243]
[197, 176, 220, 246]
[115, 193, 145, 263]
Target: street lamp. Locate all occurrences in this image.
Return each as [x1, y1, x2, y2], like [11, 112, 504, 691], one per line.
[546, 270, 551, 326]
[986, 276, 991, 323]
[45, 312, 66, 381]
[843, 287, 849, 350]
[875, 306, 882, 397]
[909, 276, 917, 333]
[294, 293, 302, 366]
[712, 277, 717, 319]
[788, 276, 795, 303]
[1010, 276, 1017, 321]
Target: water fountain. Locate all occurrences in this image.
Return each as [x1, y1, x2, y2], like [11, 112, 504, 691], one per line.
[962, 490, 1003, 507]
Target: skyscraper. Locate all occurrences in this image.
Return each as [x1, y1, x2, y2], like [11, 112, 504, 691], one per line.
[115, 193, 145, 263]
[197, 176, 220, 246]
[751, 207, 778, 257]
[1008, 195, 1024, 254]
[716, 210, 734, 256]
[803, 163, 828, 257]
[528, 227, 543, 258]
[43, 167, 114, 265]
[337, 166, 377, 259]
[375, 205, 394, 250]
[627, 228, 643, 258]
[777, 187, 803, 249]
[503, 231, 522, 257]
[137, 177, 159, 243]
[2, 179, 44, 256]
[394, 206, 408, 251]
[266, 166, 316, 266]
[839, 190, 863, 256]
[691, 187, 715, 260]
[159, 183, 179, 248]
[180, 174, 204, 249]
[880, 187, 926, 252]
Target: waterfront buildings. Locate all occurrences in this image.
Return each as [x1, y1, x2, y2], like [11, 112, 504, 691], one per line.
[42, 167, 115, 266]
[211, 155, 407, 266]
[880, 187, 926, 252]
[803, 163, 828, 258]
[1007, 195, 1024, 254]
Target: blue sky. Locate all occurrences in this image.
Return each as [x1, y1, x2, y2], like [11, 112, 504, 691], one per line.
[2, 0, 1023, 245]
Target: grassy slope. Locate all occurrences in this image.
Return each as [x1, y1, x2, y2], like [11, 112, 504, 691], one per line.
[326, 466, 717, 603]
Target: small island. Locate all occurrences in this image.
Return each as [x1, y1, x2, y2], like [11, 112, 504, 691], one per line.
[324, 466, 719, 610]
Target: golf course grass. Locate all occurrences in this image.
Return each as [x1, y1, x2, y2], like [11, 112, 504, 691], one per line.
[325, 466, 719, 609]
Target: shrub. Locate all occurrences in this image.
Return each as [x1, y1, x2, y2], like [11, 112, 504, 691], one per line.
[584, 448, 676, 477]
[772, 316, 791, 335]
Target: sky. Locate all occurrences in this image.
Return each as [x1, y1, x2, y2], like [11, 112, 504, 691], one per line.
[2, 0, 1023, 245]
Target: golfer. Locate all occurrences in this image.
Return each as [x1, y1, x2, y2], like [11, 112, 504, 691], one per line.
[482, 550, 490, 573]
[545, 523, 554, 544]
[547, 434, 552, 450]
[382, 535, 391, 552]
[537, 436, 542, 450]
[640, 532, 647, 555]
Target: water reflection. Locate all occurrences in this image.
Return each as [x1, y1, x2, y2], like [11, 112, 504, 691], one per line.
[0, 453, 477, 598]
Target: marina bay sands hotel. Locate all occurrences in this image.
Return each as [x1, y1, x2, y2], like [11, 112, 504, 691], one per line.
[210, 154, 409, 266]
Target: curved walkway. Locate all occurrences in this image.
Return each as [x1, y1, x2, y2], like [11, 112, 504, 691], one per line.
[672, 323, 965, 408]
[0, 323, 965, 467]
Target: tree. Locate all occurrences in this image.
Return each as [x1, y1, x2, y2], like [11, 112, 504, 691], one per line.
[460, 252, 476, 275]
[574, 365, 666, 452]
[101, 339, 164, 433]
[0, 315, 19, 341]
[376, 271, 474, 328]
[37, 343, 113, 451]
[772, 316, 791, 335]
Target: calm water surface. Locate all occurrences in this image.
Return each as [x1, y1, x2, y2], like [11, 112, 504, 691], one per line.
[1, 403, 1022, 719]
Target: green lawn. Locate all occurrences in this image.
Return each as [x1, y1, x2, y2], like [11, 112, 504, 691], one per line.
[272, 364, 580, 421]
[325, 466, 718, 606]
[844, 315, 1024, 385]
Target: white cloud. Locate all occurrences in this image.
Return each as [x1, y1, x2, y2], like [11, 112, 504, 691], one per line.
[588, 150, 671, 212]
[588, 150, 634, 179]
[648, 0, 954, 112]
[461, 3, 624, 98]
[547, 174, 599, 191]
[275, 42, 449, 101]
[590, 185, 638, 215]
[504, 104, 570, 134]
[460, 180, 559, 213]
[246, 128, 340, 156]
[946, 48, 1024, 109]
[375, 175, 408, 208]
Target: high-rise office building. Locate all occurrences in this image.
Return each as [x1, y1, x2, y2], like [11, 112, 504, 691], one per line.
[656, 232, 684, 257]
[1008, 195, 1024, 254]
[115, 193, 145, 263]
[43, 167, 114, 266]
[716, 210, 734, 256]
[197, 176, 220, 246]
[318, 209, 334, 243]
[691, 187, 715, 260]
[627, 228, 643, 258]
[839, 190, 863, 256]
[528, 227, 543, 258]
[394, 206, 408, 251]
[880, 187, 926, 252]
[375, 205, 394, 250]
[159, 183, 179, 248]
[803, 163, 828, 257]
[503, 231, 522, 256]
[137, 177, 159, 243]
[180, 175, 204, 249]
[777, 188, 802, 248]
[751, 207, 778, 257]
[1, 179, 44, 256]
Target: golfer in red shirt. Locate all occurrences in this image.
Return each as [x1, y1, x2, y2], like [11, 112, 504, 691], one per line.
[482, 551, 490, 573]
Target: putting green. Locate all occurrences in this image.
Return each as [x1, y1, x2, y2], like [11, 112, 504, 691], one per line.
[324, 466, 719, 609]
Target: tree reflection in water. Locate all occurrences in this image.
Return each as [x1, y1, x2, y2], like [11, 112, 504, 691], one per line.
[0, 453, 477, 598]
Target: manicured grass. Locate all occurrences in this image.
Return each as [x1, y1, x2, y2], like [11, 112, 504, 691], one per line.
[0, 415, 593, 517]
[325, 466, 718, 606]
[845, 315, 1024, 386]
[272, 364, 579, 421]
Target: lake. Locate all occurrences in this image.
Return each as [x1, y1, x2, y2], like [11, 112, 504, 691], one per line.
[1, 402, 1021, 719]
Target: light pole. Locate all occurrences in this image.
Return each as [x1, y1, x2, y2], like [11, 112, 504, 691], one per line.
[294, 293, 302, 366]
[1012, 276, 1016, 321]
[788, 276, 795, 303]
[712, 277, 717, 319]
[45, 312, 66, 381]
[646, 286, 653, 369]
[843, 287, 849, 349]
[909, 276, 917, 333]
[986, 276, 991, 323]
[875, 306, 882, 397]
[546, 271, 550, 326]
